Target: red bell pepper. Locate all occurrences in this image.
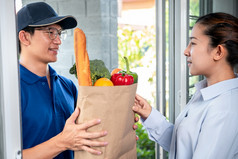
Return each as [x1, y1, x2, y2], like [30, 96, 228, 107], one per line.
[111, 72, 134, 86]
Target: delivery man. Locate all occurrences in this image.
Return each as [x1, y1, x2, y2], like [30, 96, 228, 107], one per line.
[17, 2, 108, 158]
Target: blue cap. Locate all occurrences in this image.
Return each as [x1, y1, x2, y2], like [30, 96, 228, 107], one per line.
[17, 2, 77, 33]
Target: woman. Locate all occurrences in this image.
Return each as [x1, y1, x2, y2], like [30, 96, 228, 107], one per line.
[133, 12, 238, 159]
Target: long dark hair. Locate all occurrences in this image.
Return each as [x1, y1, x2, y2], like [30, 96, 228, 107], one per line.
[196, 12, 238, 68]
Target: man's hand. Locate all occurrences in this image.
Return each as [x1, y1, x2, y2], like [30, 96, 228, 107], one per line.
[57, 107, 108, 155]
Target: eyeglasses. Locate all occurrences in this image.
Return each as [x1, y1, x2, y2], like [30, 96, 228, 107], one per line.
[35, 27, 67, 40]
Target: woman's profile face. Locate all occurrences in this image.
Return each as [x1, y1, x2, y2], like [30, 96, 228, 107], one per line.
[184, 23, 217, 77]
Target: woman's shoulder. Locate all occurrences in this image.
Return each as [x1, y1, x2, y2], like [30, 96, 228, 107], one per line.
[207, 87, 238, 115]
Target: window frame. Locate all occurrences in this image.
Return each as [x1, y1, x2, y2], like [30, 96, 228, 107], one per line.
[155, 0, 190, 158]
[0, 0, 22, 158]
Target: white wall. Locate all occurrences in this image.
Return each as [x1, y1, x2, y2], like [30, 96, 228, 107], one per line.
[213, 0, 237, 16]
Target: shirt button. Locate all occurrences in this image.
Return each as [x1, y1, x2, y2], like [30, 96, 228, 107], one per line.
[42, 82, 45, 85]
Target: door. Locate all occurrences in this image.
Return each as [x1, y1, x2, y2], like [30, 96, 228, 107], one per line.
[0, 0, 22, 158]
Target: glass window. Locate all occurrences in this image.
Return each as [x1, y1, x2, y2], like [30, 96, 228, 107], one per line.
[188, 0, 200, 100]
[187, 0, 213, 100]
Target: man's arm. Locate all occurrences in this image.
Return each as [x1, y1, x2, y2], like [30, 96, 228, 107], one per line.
[23, 107, 108, 159]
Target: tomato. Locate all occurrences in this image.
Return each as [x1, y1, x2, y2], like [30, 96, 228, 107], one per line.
[94, 78, 114, 86]
[111, 68, 122, 76]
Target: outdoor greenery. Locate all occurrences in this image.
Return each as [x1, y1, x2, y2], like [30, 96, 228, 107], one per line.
[117, 25, 156, 158]
[118, 26, 156, 71]
[188, 0, 201, 99]
[136, 122, 155, 159]
[117, 0, 201, 158]
[118, 25, 156, 103]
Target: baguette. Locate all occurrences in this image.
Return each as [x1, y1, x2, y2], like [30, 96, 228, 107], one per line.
[74, 28, 92, 86]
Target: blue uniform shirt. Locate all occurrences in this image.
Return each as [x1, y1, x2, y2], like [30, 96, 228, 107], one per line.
[143, 78, 238, 159]
[20, 64, 78, 159]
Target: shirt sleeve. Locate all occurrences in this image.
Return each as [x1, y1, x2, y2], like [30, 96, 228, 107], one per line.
[142, 107, 174, 152]
[193, 106, 238, 159]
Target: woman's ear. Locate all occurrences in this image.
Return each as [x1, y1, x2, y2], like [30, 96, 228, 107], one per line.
[213, 44, 226, 61]
[19, 30, 31, 46]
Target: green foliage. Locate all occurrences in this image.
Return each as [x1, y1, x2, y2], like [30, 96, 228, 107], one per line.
[136, 122, 155, 159]
[118, 26, 156, 157]
[117, 25, 156, 102]
[69, 59, 111, 85]
[117, 26, 155, 70]
[189, 0, 200, 28]
[189, 0, 199, 17]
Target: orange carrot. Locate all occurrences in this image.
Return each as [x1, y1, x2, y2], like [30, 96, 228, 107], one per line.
[74, 28, 92, 86]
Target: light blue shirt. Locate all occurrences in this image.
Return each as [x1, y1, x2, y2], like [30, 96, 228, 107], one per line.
[143, 78, 238, 159]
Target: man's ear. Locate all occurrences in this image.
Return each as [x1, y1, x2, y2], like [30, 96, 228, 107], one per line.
[19, 30, 31, 46]
[213, 44, 226, 61]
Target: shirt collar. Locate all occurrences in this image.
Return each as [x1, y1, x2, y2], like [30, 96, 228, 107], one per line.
[20, 64, 58, 84]
[196, 78, 238, 101]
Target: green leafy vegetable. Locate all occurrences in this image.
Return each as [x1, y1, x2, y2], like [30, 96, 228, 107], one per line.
[70, 59, 111, 85]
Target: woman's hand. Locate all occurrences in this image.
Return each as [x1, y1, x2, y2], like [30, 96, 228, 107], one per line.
[133, 114, 139, 141]
[57, 107, 108, 155]
[132, 94, 152, 120]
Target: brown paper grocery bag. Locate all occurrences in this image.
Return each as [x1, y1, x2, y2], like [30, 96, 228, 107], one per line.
[74, 84, 137, 159]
